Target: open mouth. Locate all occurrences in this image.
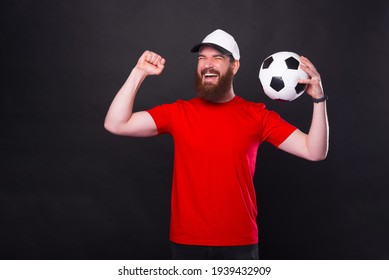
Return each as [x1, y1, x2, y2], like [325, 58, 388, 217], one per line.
[203, 72, 219, 82]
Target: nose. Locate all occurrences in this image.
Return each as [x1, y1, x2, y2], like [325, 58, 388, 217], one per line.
[205, 60, 214, 69]
[200, 57, 214, 69]
[203, 66, 215, 73]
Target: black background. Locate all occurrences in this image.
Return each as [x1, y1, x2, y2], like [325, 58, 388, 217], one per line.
[1, 0, 388, 260]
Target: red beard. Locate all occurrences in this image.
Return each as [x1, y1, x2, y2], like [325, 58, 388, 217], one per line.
[195, 67, 234, 103]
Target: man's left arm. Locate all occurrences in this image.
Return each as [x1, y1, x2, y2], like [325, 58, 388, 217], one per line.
[278, 56, 329, 161]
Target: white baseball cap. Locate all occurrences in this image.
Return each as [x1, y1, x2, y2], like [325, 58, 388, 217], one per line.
[191, 29, 240, 60]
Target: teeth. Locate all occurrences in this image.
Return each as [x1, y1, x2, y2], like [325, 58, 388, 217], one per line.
[205, 73, 218, 77]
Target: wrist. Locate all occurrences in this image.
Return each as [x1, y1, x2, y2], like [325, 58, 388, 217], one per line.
[312, 95, 328, 103]
[130, 67, 148, 84]
[132, 66, 148, 78]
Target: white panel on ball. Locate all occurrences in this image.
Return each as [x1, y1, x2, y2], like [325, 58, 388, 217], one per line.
[259, 51, 308, 101]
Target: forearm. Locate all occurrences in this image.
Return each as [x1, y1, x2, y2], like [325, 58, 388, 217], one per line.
[306, 101, 329, 160]
[104, 68, 146, 132]
[278, 56, 329, 161]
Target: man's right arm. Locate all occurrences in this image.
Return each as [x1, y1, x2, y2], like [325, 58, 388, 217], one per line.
[104, 51, 165, 137]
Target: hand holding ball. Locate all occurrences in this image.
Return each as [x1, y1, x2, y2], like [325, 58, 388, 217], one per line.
[259, 51, 308, 101]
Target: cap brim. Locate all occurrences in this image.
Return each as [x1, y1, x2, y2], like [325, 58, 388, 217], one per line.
[191, 43, 232, 57]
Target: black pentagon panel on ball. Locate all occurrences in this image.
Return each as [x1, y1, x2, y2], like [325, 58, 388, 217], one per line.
[285, 56, 300, 70]
[262, 56, 274, 69]
[270, 76, 284, 92]
[295, 83, 306, 94]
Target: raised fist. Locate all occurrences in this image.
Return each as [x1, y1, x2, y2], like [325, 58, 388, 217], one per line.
[136, 50, 166, 76]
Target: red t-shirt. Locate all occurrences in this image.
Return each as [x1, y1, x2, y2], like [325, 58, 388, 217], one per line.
[147, 96, 296, 246]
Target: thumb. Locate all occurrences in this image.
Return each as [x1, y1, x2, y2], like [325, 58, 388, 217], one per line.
[158, 58, 166, 68]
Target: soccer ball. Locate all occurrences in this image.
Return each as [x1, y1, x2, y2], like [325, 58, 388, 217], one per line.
[259, 51, 308, 101]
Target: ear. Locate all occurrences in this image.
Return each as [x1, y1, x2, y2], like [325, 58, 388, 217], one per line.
[232, 60, 240, 75]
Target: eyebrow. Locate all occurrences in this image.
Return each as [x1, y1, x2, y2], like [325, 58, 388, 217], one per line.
[198, 53, 227, 58]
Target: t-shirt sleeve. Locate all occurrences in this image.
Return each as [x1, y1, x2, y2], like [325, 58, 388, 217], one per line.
[146, 102, 177, 135]
[260, 106, 297, 147]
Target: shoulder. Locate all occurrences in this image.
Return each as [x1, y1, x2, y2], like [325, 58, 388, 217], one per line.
[233, 95, 264, 106]
[233, 96, 269, 115]
[148, 99, 190, 110]
[147, 98, 198, 117]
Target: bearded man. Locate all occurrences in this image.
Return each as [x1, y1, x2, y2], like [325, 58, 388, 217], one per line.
[104, 29, 329, 259]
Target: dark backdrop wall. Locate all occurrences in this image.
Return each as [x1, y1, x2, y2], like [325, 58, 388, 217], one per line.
[1, 0, 388, 260]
